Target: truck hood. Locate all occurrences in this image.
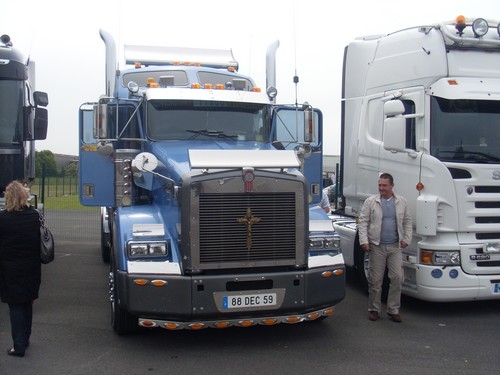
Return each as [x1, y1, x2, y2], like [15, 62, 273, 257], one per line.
[148, 140, 298, 182]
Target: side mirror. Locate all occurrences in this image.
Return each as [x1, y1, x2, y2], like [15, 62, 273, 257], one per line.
[33, 107, 48, 140]
[383, 100, 406, 152]
[93, 103, 108, 139]
[133, 152, 158, 172]
[33, 91, 49, 107]
[303, 102, 315, 143]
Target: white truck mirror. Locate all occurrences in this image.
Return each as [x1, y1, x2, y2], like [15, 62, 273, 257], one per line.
[383, 100, 406, 152]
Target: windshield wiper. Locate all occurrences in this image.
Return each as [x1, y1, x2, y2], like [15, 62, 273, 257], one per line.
[436, 150, 500, 163]
[186, 129, 237, 140]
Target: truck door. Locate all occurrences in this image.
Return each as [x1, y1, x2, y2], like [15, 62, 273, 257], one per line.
[272, 106, 324, 204]
[78, 103, 115, 206]
[379, 88, 425, 208]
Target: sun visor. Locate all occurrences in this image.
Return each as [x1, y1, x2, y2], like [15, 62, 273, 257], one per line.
[189, 149, 300, 169]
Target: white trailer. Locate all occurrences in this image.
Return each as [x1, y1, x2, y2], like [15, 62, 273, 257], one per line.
[334, 16, 500, 302]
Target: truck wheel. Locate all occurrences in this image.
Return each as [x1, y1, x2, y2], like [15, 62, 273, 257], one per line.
[100, 209, 111, 263]
[109, 255, 137, 335]
[101, 228, 111, 263]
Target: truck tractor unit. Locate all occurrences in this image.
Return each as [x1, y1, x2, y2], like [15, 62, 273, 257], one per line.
[79, 30, 345, 334]
[0, 34, 48, 203]
[333, 16, 500, 302]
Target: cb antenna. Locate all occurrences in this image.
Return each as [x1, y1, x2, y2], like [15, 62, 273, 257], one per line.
[293, 0, 299, 106]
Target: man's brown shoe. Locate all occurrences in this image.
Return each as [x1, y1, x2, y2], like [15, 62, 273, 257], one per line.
[387, 313, 402, 323]
[368, 311, 379, 321]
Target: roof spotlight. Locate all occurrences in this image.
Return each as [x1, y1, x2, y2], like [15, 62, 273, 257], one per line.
[472, 18, 489, 37]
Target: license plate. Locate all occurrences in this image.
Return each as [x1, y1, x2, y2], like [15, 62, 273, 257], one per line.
[470, 254, 490, 261]
[493, 283, 500, 294]
[223, 293, 277, 309]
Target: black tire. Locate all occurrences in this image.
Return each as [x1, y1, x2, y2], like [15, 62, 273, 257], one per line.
[101, 228, 111, 263]
[110, 252, 138, 335]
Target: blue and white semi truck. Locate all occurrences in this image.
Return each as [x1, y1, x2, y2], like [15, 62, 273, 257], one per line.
[0, 34, 48, 202]
[79, 30, 345, 334]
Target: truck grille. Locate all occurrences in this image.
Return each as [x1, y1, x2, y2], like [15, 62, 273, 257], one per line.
[198, 193, 296, 264]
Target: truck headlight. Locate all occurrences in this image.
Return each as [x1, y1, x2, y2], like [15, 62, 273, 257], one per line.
[128, 241, 168, 258]
[309, 235, 341, 254]
[420, 250, 460, 266]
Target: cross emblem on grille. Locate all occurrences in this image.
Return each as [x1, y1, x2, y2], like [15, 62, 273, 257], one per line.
[237, 208, 261, 250]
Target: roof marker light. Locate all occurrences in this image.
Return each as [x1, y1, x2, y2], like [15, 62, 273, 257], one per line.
[472, 18, 489, 37]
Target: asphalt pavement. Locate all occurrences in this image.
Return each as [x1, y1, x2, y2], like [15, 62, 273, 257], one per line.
[0, 235, 499, 375]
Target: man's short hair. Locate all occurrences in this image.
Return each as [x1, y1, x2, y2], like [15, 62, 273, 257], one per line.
[379, 172, 394, 185]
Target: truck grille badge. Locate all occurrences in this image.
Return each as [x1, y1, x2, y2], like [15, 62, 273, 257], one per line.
[242, 168, 255, 192]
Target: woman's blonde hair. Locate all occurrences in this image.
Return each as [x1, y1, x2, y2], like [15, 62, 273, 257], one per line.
[3, 181, 30, 212]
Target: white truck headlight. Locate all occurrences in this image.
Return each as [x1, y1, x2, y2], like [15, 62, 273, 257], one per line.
[421, 250, 460, 266]
[128, 241, 168, 258]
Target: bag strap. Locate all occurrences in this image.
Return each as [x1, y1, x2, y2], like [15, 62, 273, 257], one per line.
[36, 209, 46, 228]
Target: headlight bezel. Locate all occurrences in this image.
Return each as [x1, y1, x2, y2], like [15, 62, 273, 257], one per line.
[309, 234, 341, 254]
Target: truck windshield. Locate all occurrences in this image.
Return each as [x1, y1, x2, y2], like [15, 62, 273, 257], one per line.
[147, 100, 270, 142]
[430, 97, 500, 163]
[0, 80, 23, 147]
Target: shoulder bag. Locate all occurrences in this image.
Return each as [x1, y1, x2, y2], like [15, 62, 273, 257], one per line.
[37, 209, 55, 264]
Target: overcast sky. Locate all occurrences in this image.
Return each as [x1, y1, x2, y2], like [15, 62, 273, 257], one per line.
[1, 0, 499, 156]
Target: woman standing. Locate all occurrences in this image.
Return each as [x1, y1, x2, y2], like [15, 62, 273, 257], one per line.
[0, 181, 41, 357]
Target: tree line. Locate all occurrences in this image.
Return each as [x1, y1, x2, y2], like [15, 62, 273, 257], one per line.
[36, 150, 78, 177]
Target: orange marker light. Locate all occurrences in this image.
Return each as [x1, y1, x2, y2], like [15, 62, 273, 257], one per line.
[416, 182, 424, 191]
[214, 322, 230, 328]
[455, 15, 466, 34]
[262, 318, 278, 325]
[151, 280, 167, 286]
[164, 322, 180, 330]
[421, 251, 433, 265]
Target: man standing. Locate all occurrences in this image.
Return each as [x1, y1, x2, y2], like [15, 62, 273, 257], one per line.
[358, 173, 412, 323]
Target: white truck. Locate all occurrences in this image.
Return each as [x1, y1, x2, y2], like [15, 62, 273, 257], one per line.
[333, 16, 500, 302]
